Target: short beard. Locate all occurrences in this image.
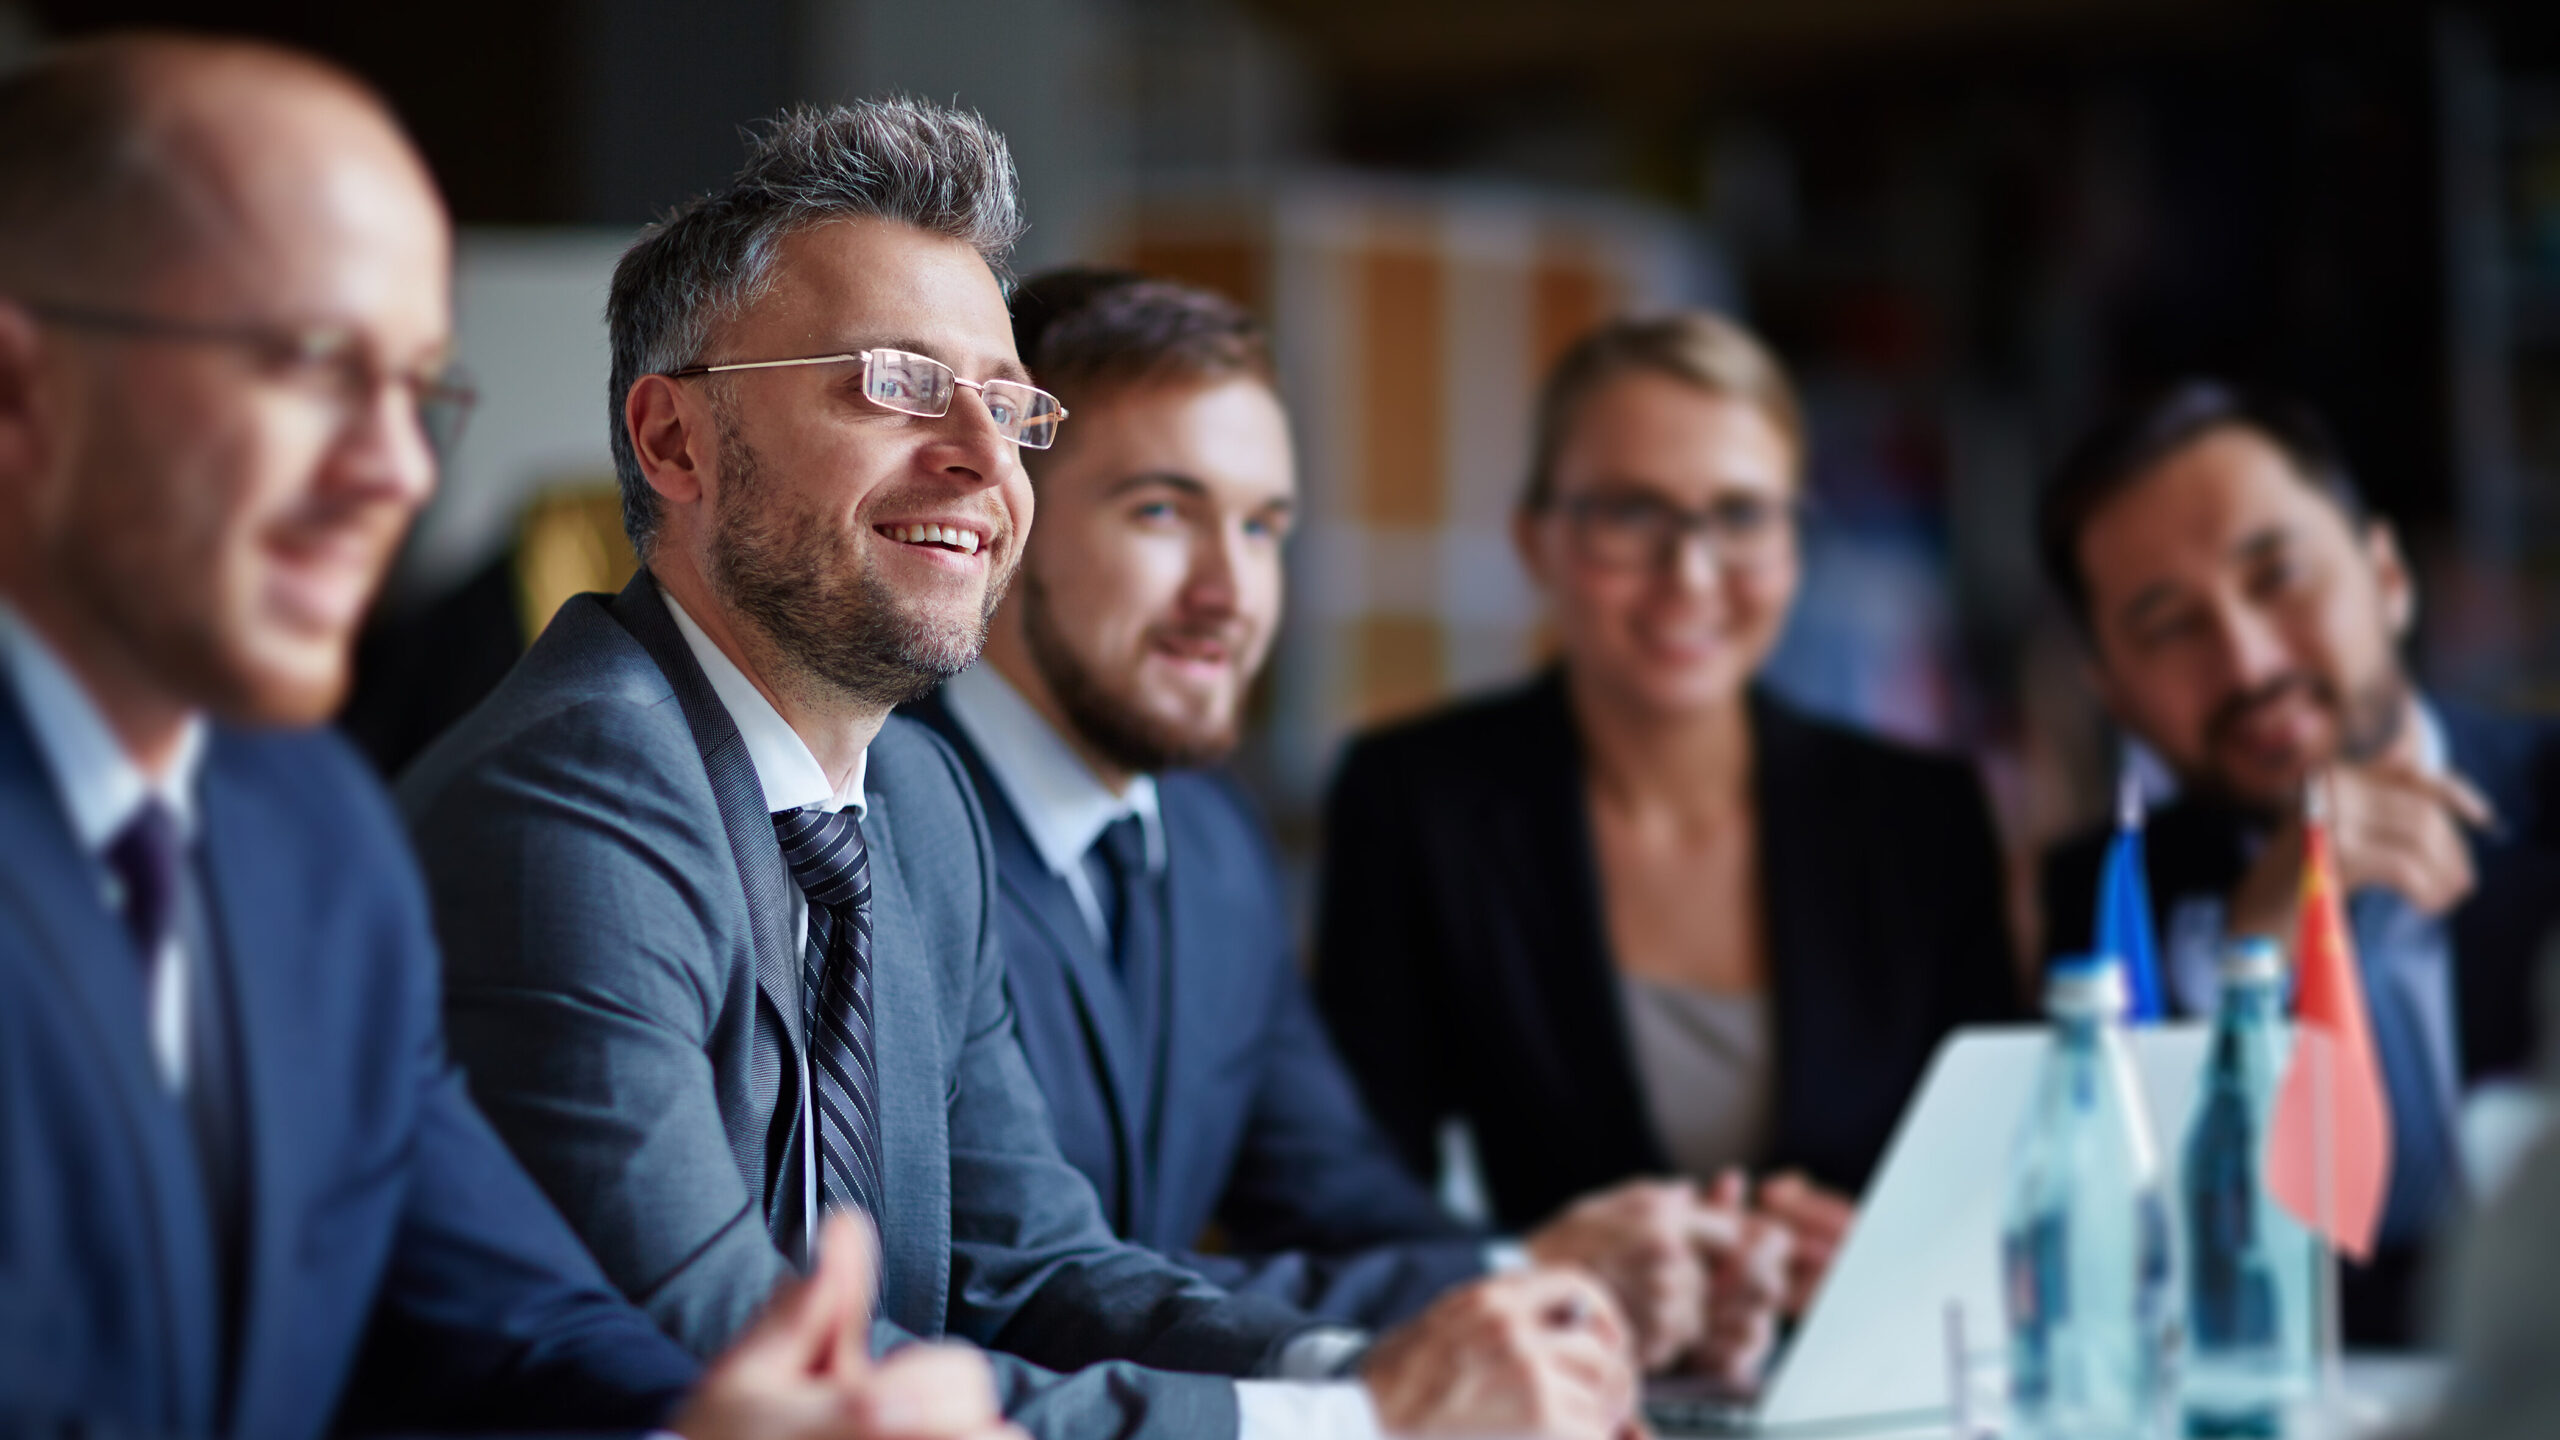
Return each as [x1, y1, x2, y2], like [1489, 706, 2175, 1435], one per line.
[1020, 565, 1240, 775]
[2199, 660, 2412, 817]
[707, 415, 1007, 710]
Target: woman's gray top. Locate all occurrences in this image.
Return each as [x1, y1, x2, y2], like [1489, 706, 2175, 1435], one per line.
[1617, 975, 1773, 1181]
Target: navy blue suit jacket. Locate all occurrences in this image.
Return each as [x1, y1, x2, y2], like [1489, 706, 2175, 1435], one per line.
[909, 693, 1485, 1327]
[0, 683, 696, 1437]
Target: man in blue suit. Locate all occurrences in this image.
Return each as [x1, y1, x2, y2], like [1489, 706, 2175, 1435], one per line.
[906, 269, 1788, 1384]
[402, 98, 1644, 1440]
[2036, 381, 2560, 1345]
[0, 34, 1029, 1440]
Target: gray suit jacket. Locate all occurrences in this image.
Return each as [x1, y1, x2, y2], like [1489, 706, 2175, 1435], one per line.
[398, 571, 1316, 1438]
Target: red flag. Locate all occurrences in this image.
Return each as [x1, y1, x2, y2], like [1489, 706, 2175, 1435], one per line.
[2262, 817, 2393, 1260]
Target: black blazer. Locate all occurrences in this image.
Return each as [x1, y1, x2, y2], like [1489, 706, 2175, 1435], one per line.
[1313, 671, 2021, 1230]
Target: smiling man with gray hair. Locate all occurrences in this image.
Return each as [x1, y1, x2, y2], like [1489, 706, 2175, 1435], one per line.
[399, 98, 1642, 1440]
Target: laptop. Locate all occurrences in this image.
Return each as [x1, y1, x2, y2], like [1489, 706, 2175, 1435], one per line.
[1645, 1023, 2211, 1438]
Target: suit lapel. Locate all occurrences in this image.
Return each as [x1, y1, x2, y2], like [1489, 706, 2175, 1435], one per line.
[606, 573, 802, 1217]
[1491, 677, 1664, 1169]
[1153, 789, 1237, 1229]
[1750, 692, 1834, 1168]
[850, 788, 952, 1330]
[907, 696, 1153, 1190]
[197, 740, 302, 1435]
[0, 690, 220, 1431]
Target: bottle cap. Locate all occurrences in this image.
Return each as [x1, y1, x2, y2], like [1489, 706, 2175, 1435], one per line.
[2045, 954, 2128, 1019]
[2220, 935, 2285, 987]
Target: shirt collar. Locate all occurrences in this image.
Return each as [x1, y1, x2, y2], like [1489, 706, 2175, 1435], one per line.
[939, 661, 1160, 881]
[663, 592, 866, 818]
[0, 600, 206, 852]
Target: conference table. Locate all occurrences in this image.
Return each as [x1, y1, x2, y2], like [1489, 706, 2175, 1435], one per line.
[1645, 1353, 2444, 1437]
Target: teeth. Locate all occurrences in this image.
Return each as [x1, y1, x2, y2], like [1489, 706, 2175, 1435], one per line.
[883, 523, 980, 554]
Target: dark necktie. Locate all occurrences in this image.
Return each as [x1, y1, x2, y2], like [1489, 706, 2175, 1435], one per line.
[772, 806, 886, 1225]
[1085, 812, 1169, 1168]
[1083, 814, 1157, 985]
[105, 798, 181, 971]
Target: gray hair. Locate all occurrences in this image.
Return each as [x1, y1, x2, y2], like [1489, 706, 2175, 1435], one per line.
[606, 97, 1025, 555]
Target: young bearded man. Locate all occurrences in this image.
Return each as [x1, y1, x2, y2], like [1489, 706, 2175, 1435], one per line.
[2036, 380, 2560, 1345]
[0, 35, 1018, 1440]
[400, 103, 1641, 1440]
[905, 269, 1789, 1388]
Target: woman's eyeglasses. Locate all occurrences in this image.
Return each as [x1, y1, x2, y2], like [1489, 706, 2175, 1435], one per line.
[1552, 491, 1804, 573]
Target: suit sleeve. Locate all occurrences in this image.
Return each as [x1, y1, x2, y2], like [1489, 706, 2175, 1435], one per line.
[337, 813, 699, 1433]
[1312, 735, 1453, 1186]
[1198, 970, 1486, 1327]
[927, 740, 1322, 1382]
[403, 703, 794, 1358]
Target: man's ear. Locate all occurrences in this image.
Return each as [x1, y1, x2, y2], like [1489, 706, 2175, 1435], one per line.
[625, 373, 710, 509]
[2363, 517, 2417, 641]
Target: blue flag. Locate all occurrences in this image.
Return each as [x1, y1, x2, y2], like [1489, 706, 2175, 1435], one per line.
[2096, 772, 2166, 1023]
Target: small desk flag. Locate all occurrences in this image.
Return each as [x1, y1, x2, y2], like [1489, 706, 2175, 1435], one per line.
[2096, 770, 2166, 1022]
[2263, 811, 2392, 1261]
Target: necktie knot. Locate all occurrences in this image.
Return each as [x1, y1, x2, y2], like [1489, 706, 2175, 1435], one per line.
[105, 798, 182, 963]
[773, 806, 869, 910]
[1091, 812, 1149, 884]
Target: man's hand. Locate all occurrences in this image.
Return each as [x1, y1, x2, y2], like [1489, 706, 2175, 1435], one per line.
[2228, 760, 2495, 937]
[1362, 1268, 1643, 1440]
[672, 1214, 1028, 1440]
[1752, 1170, 1854, 1319]
[1524, 1179, 1709, 1371]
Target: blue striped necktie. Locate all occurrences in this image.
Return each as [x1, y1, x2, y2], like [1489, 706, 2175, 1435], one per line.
[773, 806, 885, 1226]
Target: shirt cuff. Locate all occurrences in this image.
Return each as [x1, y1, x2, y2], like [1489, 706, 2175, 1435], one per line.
[1270, 1325, 1373, 1380]
[1483, 1238, 1533, 1274]
[1236, 1380, 1384, 1440]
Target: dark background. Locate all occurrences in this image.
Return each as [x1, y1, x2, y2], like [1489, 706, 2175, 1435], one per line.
[18, 0, 2560, 916]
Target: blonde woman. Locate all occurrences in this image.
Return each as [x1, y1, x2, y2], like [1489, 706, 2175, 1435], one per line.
[1315, 313, 2021, 1317]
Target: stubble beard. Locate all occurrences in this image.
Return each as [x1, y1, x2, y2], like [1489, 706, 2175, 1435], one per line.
[2199, 659, 2413, 818]
[707, 420, 1010, 711]
[1019, 564, 1247, 775]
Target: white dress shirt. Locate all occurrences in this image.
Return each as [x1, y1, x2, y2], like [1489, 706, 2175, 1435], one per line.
[665, 596, 866, 1266]
[939, 662, 1161, 947]
[664, 610, 1381, 1434]
[0, 601, 206, 1090]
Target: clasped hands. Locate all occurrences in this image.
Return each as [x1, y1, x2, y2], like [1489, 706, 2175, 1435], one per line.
[1379, 1169, 1851, 1437]
[671, 1176, 1852, 1440]
[1520, 1171, 1851, 1383]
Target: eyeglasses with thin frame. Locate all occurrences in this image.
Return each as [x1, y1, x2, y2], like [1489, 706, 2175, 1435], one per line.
[21, 300, 478, 458]
[1550, 489, 1806, 573]
[668, 346, 1069, 450]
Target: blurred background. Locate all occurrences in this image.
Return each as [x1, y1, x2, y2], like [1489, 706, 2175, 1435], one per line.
[13, 0, 2560, 955]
